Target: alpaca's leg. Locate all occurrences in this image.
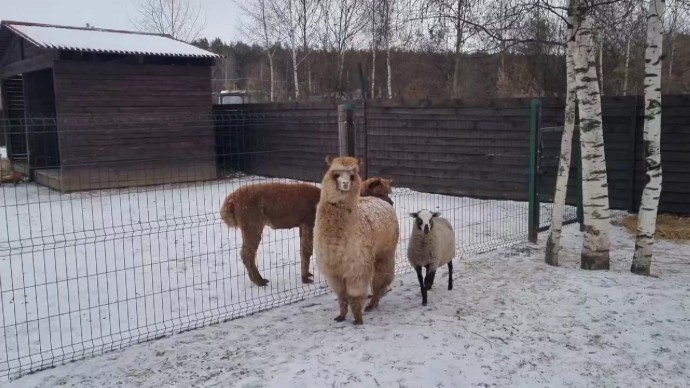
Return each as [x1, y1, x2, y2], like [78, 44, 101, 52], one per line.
[366, 254, 395, 312]
[349, 296, 365, 325]
[448, 261, 453, 290]
[299, 223, 314, 284]
[335, 295, 348, 322]
[424, 264, 437, 291]
[414, 265, 428, 306]
[240, 224, 269, 287]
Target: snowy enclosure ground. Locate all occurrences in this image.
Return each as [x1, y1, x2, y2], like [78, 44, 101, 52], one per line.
[1, 173, 541, 381]
[5, 221, 689, 388]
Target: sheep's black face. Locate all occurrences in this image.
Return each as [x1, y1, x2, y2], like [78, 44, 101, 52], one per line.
[410, 209, 441, 234]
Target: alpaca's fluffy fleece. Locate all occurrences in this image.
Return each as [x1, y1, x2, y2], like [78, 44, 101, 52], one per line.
[407, 209, 457, 305]
[314, 156, 399, 325]
[220, 182, 321, 286]
[360, 177, 394, 205]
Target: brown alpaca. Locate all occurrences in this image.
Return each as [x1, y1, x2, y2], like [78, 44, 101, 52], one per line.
[314, 156, 399, 325]
[360, 177, 394, 206]
[220, 182, 321, 286]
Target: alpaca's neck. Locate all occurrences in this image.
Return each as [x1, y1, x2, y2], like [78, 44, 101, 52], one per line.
[320, 190, 360, 224]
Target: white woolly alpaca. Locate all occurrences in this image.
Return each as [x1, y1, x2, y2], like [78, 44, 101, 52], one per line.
[314, 156, 399, 325]
[407, 209, 456, 306]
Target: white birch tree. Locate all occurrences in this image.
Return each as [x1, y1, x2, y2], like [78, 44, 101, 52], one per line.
[270, 0, 320, 99]
[632, 0, 665, 276]
[545, 7, 578, 267]
[572, 0, 612, 270]
[319, 0, 368, 94]
[237, 0, 280, 102]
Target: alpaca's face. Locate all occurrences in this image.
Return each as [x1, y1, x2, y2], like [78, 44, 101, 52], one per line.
[410, 209, 441, 234]
[325, 156, 361, 194]
[331, 169, 356, 192]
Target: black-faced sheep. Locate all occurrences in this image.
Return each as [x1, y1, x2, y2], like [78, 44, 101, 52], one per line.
[314, 156, 399, 325]
[407, 209, 456, 306]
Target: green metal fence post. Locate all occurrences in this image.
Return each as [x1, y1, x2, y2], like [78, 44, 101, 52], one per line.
[528, 98, 541, 243]
[576, 128, 585, 232]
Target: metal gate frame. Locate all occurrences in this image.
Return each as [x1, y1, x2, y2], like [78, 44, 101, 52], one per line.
[528, 98, 584, 243]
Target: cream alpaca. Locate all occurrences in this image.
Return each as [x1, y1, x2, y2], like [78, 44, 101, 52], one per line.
[314, 156, 399, 325]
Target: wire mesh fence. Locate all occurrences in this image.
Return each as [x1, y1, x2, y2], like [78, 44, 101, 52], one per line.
[2, 103, 538, 381]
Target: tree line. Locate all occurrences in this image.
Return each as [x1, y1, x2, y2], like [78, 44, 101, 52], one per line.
[181, 0, 690, 102]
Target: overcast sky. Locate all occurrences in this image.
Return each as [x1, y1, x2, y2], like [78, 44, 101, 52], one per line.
[0, 0, 243, 42]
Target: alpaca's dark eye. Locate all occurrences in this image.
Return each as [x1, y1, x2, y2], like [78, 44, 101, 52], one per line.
[333, 173, 340, 179]
[349, 174, 354, 181]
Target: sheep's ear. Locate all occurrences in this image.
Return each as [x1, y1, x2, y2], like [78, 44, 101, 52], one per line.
[409, 212, 418, 218]
[384, 178, 393, 185]
[432, 211, 441, 218]
[368, 179, 381, 188]
[324, 155, 334, 165]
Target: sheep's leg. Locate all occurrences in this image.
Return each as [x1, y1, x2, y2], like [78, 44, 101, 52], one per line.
[349, 296, 365, 325]
[299, 223, 314, 284]
[335, 295, 348, 322]
[447, 261, 453, 290]
[240, 224, 269, 287]
[424, 264, 437, 291]
[414, 265, 428, 306]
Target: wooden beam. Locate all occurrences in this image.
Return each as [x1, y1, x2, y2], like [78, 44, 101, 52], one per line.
[1, 51, 57, 78]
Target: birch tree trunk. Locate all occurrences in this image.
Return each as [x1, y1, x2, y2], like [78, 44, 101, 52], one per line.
[371, 49, 376, 98]
[623, 37, 631, 96]
[598, 36, 604, 96]
[371, 0, 376, 99]
[632, 0, 665, 276]
[545, 15, 578, 266]
[573, 6, 611, 270]
[386, 43, 392, 99]
[268, 53, 275, 102]
[292, 49, 300, 99]
[668, 36, 675, 87]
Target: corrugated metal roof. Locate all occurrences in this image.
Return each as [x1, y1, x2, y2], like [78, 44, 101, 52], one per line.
[0, 21, 220, 58]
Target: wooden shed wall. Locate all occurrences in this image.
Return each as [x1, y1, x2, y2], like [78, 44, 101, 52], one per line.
[51, 61, 216, 191]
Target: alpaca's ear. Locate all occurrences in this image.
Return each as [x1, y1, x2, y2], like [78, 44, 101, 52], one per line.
[409, 212, 418, 218]
[432, 211, 441, 218]
[324, 155, 334, 165]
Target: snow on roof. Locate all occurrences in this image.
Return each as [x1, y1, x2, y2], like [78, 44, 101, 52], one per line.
[1, 21, 219, 58]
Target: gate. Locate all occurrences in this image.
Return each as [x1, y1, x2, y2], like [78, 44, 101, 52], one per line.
[528, 99, 583, 243]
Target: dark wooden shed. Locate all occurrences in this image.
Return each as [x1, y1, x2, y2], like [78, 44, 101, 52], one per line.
[0, 20, 220, 191]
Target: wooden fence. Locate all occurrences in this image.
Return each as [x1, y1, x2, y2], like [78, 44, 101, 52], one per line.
[212, 94, 690, 214]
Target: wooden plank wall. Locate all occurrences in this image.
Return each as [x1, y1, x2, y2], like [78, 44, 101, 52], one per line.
[52, 61, 217, 191]
[213, 95, 690, 214]
[361, 100, 534, 200]
[213, 103, 339, 183]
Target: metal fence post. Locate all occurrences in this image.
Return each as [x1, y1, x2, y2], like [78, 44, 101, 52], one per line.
[528, 98, 541, 243]
[575, 126, 585, 232]
[338, 103, 355, 157]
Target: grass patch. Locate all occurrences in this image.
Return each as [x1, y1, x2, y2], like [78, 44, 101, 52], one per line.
[621, 214, 690, 241]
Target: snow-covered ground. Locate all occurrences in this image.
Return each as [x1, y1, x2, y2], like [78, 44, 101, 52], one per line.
[0, 174, 540, 381]
[5, 220, 689, 387]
